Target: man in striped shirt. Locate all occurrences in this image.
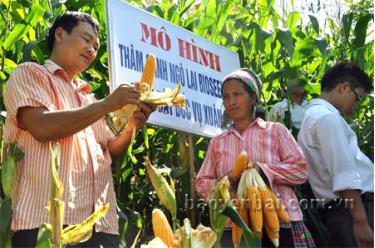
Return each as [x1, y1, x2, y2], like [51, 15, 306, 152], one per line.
[3, 12, 155, 247]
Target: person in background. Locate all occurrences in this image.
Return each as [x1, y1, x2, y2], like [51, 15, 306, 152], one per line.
[268, 74, 309, 132]
[195, 68, 315, 248]
[298, 62, 373, 247]
[3, 12, 155, 247]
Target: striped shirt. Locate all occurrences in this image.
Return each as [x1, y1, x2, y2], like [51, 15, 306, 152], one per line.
[3, 60, 118, 234]
[195, 118, 308, 221]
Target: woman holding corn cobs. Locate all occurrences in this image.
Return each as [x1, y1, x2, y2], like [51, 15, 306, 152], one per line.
[195, 68, 315, 248]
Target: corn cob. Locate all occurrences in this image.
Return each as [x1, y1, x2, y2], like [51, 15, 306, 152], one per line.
[232, 198, 249, 247]
[259, 187, 280, 232]
[1, 156, 16, 198]
[249, 222, 263, 239]
[62, 204, 109, 245]
[231, 200, 241, 248]
[268, 188, 290, 224]
[141, 237, 169, 248]
[246, 186, 263, 232]
[264, 219, 279, 247]
[141, 54, 156, 95]
[250, 167, 280, 233]
[144, 157, 177, 230]
[231, 151, 248, 179]
[152, 209, 177, 248]
[1, 143, 23, 198]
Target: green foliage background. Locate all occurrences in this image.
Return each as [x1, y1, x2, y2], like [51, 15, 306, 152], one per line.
[0, 0, 373, 246]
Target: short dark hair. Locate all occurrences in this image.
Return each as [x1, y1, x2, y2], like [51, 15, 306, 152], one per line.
[47, 11, 99, 52]
[321, 62, 373, 92]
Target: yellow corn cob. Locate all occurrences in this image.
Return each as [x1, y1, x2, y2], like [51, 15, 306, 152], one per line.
[268, 188, 290, 224]
[249, 222, 263, 239]
[264, 220, 279, 247]
[232, 222, 241, 248]
[231, 151, 248, 179]
[232, 198, 249, 247]
[141, 54, 156, 94]
[152, 209, 178, 248]
[259, 188, 280, 232]
[246, 186, 263, 232]
[231, 200, 241, 248]
[62, 203, 109, 245]
[144, 157, 177, 229]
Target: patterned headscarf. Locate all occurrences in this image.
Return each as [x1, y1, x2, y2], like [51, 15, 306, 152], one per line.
[221, 68, 263, 103]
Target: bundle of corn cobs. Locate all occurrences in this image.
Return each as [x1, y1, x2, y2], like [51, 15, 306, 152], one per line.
[111, 54, 186, 131]
[231, 151, 290, 248]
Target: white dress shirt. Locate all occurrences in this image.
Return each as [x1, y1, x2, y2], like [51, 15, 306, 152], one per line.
[268, 98, 309, 129]
[298, 99, 374, 202]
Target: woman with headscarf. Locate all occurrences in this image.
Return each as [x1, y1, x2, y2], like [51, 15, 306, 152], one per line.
[195, 68, 315, 248]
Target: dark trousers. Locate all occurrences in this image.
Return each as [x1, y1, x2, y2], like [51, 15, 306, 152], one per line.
[12, 228, 119, 248]
[221, 226, 294, 248]
[319, 192, 374, 247]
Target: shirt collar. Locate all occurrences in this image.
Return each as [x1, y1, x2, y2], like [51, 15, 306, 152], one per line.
[44, 59, 91, 94]
[44, 59, 63, 74]
[309, 98, 340, 114]
[224, 117, 267, 136]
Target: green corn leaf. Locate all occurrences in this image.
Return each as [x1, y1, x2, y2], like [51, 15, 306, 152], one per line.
[220, 205, 261, 248]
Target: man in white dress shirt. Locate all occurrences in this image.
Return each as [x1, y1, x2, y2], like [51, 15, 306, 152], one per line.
[298, 62, 373, 247]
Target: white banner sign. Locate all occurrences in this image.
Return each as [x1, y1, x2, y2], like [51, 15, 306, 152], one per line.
[106, 0, 240, 137]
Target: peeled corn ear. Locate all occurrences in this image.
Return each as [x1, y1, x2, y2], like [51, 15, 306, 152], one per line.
[141, 237, 168, 248]
[264, 220, 279, 247]
[231, 151, 248, 179]
[259, 188, 280, 232]
[232, 198, 248, 248]
[247, 186, 263, 233]
[152, 209, 177, 248]
[269, 188, 290, 224]
[141, 54, 157, 94]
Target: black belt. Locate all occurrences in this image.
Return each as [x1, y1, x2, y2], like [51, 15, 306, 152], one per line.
[362, 192, 374, 202]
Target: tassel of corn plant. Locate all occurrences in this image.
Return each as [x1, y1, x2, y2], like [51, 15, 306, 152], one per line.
[144, 157, 177, 231]
[152, 209, 178, 248]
